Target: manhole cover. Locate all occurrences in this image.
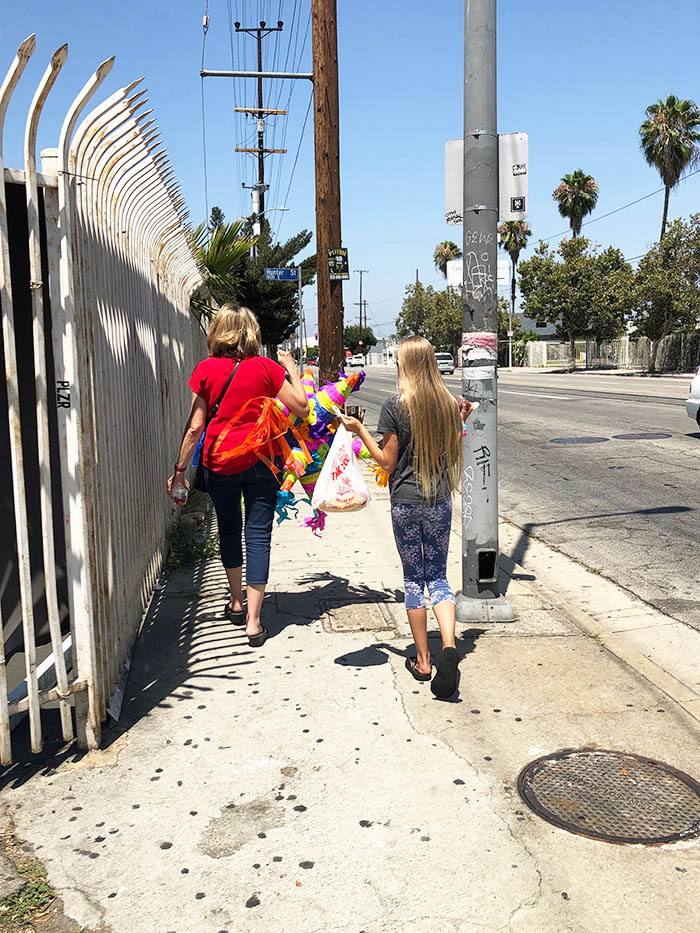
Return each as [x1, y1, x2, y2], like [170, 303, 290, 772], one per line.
[321, 600, 396, 634]
[549, 437, 609, 445]
[517, 749, 700, 844]
[612, 432, 672, 441]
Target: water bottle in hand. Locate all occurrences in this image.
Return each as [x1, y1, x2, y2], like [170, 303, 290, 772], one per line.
[171, 482, 188, 507]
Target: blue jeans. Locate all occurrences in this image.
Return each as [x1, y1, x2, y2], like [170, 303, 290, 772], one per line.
[204, 462, 281, 584]
[390, 500, 455, 611]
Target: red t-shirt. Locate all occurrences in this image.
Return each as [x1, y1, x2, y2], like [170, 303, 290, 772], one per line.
[189, 355, 287, 475]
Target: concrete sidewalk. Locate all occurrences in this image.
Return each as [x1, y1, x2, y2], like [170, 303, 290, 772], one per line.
[3, 478, 700, 932]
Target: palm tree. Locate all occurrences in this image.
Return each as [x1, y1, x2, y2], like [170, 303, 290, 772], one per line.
[433, 240, 462, 278]
[639, 94, 700, 241]
[189, 218, 257, 322]
[497, 220, 532, 366]
[552, 170, 599, 237]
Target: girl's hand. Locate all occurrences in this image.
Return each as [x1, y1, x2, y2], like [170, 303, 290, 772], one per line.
[458, 397, 474, 423]
[340, 414, 363, 435]
[277, 350, 297, 373]
[167, 472, 189, 497]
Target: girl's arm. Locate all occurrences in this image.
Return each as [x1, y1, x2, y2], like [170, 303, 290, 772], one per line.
[167, 392, 207, 493]
[341, 417, 399, 475]
[277, 350, 310, 418]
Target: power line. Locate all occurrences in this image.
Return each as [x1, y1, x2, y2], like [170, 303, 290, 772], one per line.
[274, 86, 313, 240]
[200, 1, 210, 223]
[270, 4, 310, 217]
[542, 167, 700, 243]
[227, 0, 247, 216]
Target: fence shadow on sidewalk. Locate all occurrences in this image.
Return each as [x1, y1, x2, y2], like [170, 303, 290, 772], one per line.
[0, 567, 479, 785]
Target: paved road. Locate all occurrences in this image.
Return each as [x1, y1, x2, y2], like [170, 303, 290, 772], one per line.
[352, 367, 699, 630]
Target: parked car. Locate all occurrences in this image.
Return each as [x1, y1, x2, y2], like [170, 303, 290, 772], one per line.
[435, 352, 455, 375]
[347, 353, 365, 367]
[686, 365, 700, 427]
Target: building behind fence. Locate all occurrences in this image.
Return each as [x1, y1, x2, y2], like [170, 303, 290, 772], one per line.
[0, 36, 205, 764]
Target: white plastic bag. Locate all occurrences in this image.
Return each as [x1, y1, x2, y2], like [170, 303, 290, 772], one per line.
[311, 423, 371, 513]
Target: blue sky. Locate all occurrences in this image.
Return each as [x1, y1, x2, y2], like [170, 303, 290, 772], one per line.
[3, 1, 700, 339]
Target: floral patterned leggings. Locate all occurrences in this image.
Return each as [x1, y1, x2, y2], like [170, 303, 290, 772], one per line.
[390, 500, 455, 611]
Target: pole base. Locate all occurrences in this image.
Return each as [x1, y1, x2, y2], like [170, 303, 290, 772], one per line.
[456, 593, 516, 623]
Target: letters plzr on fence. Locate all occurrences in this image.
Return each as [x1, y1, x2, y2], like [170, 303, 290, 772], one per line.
[0, 35, 206, 764]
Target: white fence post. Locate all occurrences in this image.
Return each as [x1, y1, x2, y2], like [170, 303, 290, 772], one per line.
[0, 37, 205, 762]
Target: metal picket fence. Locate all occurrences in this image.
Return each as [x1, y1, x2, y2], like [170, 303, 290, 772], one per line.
[0, 35, 205, 764]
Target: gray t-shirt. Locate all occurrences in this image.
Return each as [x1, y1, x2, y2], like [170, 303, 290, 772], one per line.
[377, 395, 451, 505]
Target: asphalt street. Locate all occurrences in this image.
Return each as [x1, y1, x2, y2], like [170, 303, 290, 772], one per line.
[352, 366, 699, 630]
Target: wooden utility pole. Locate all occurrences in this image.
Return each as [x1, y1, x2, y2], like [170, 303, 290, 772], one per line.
[312, 0, 344, 381]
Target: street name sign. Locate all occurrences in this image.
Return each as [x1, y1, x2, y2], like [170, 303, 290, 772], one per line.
[264, 267, 300, 281]
[444, 132, 529, 224]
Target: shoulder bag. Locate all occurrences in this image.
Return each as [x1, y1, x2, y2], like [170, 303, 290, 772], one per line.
[192, 358, 241, 491]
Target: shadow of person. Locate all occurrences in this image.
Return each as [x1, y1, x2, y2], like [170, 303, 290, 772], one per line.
[334, 627, 485, 673]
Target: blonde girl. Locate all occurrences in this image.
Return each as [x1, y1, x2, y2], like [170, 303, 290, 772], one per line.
[342, 336, 470, 699]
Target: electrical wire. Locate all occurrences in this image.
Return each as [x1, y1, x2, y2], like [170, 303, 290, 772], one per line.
[200, 1, 210, 224]
[268, 1, 303, 211]
[273, 86, 313, 240]
[271, 5, 311, 236]
[227, 0, 247, 216]
[542, 167, 700, 243]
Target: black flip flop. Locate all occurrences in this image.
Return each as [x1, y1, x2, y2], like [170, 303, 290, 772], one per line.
[405, 656, 432, 682]
[224, 604, 245, 626]
[248, 626, 269, 648]
[431, 647, 460, 699]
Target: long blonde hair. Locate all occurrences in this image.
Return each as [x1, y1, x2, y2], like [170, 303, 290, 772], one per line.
[396, 336, 462, 502]
[207, 303, 261, 358]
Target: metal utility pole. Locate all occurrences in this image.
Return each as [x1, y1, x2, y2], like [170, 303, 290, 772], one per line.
[312, 0, 344, 382]
[508, 259, 515, 369]
[354, 268, 368, 330]
[234, 20, 285, 233]
[457, 0, 514, 623]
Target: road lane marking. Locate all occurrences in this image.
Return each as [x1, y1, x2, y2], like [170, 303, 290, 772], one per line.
[500, 390, 576, 400]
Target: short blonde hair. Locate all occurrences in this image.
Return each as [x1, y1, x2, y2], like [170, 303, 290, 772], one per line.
[207, 304, 261, 358]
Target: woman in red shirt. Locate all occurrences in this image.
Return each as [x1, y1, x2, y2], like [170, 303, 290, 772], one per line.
[168, 304, 309, 646]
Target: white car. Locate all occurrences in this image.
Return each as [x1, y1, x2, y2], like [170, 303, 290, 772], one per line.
[435, 352, 455, 375]
[347, 354, 365, 367]
[686, 365, 700, 427]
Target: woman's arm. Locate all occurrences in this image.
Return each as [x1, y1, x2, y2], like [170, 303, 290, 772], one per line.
[167, 392, 207, 494]
[341, 417, 399, 475]
[277, 350, 310, 418]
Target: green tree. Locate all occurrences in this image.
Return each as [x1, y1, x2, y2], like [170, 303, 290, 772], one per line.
[433, 240, 463, 278]
[633, 214, 700, 369]
[344, 325, 377, 355]
[209, 205, 225, 231]
[396, 281, 461, 352]
[519, 237, 633, 368]
[552, 170, 599, 238]
[498, 220, 532, 353]
[238, 218, 316, 348]
[639, 95, 700, 241]
[189, 218, 257, 322]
